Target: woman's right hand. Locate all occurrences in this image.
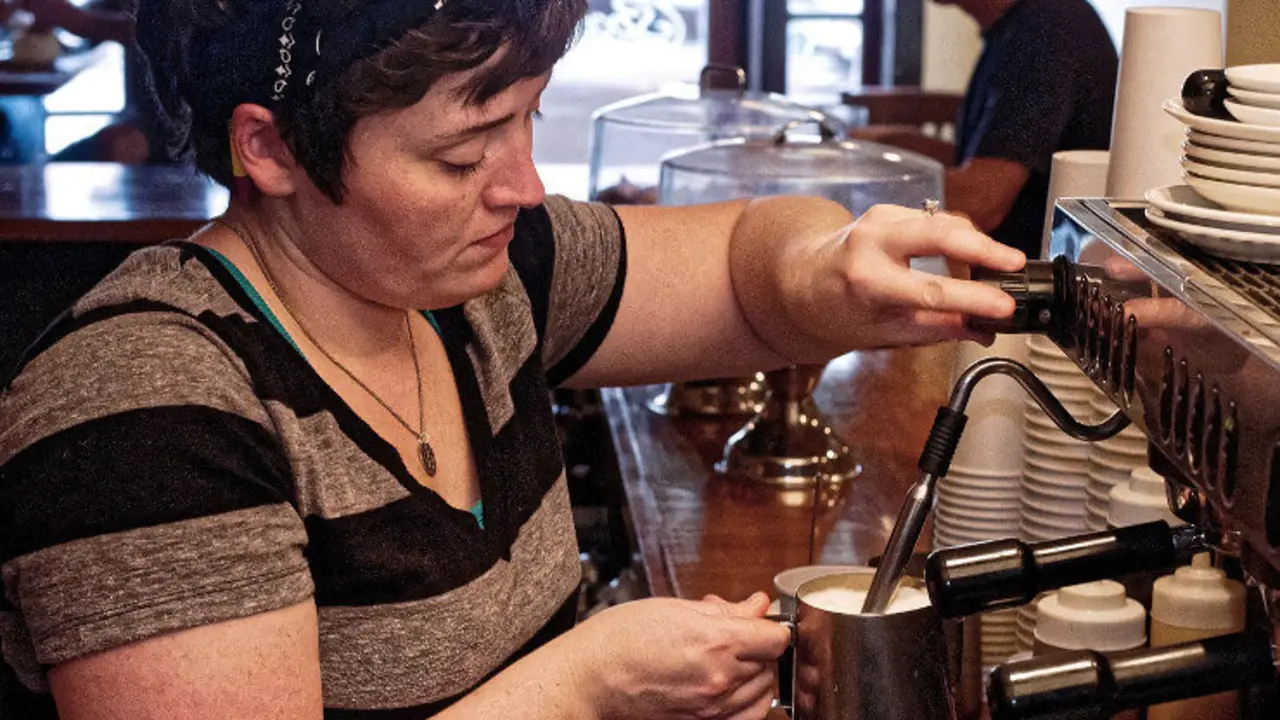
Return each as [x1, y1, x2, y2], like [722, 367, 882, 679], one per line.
[572, 592, 789, 720]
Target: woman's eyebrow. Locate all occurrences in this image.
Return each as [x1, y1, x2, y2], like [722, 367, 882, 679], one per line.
[433, 114, 517, 146]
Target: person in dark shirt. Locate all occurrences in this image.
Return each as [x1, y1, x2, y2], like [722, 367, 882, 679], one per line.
[856, 0, 1118, 257]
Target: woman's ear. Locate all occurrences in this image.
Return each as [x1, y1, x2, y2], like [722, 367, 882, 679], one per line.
[229, 104, 297, 197]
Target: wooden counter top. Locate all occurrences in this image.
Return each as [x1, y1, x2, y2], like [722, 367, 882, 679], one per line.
[0, 163, 229, 242]
[0, 162, 592, 244]
[602, 344, 957, 601]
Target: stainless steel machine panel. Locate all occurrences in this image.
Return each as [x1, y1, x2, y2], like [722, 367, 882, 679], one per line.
[1049, 198, 1280, 586]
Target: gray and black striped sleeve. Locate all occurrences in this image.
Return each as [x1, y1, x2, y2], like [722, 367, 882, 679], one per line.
[0, 309, 312, 680]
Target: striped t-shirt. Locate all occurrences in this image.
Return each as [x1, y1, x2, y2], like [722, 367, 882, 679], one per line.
[0, 196, 626, 717]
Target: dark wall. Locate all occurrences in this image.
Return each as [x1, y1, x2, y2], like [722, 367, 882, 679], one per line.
[1, 242, 139, 382]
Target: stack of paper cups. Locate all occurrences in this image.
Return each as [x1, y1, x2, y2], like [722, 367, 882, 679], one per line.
[1106, 7, 1223, 199]
[947, 335, 1031, 477]
[1041, 151, 1110, 259]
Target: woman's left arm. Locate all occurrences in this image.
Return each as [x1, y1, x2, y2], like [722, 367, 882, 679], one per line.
[562, 196, 1025, 389]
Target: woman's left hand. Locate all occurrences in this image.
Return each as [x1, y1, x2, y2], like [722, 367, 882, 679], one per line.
[733, 201, 1027, 363]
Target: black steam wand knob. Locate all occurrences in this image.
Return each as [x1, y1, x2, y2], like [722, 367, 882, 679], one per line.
[925, 522, 1209, 619]
[988, 632, 1277, 720]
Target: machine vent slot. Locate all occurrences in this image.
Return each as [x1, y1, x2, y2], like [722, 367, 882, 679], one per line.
[1267, 444, 1280, 548]
[1108, 302, 1125, 391]
[1204, 388, 1222, 490]
[1123, 316, 1138, 405]
[1189, 374, 1205, 472]
[1159, 348, 1175, 444]
[1222, 401, 1240, 501]
[1075, 277, 1089, 351]
[1173, 360, 1190, 457]
[1087, 286, 1102, 373]
[1098, 296, 1113, 383]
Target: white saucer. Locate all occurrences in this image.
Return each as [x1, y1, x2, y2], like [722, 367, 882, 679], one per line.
[1184, 142, 1280, 172]
[1145, 184, 1280, 228]
[1183, 159, 1280, 188]
[1164, 98, 1280, 143]
[1226, 64, 1280, 94]
[1227, 86, 1280, 110]
[1186, 174, 1280, 216]
[1145, 207, 1280, 262]
[1225, 99, 1280, 128]
[1189, 129, 1280, 155]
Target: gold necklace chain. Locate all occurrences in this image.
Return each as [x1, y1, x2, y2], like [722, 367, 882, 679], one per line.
[213, 218, 438, 476]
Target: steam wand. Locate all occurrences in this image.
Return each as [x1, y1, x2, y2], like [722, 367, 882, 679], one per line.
[860, 357, 1132, 614]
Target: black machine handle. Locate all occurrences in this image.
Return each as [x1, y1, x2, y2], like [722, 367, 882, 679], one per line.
[988, 633, 1277, 720]
[925, 521, 1207, 619]
[967, 258, 1072, 336]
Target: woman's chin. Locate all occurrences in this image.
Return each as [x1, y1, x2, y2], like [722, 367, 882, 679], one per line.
[410, 254, 511, 309]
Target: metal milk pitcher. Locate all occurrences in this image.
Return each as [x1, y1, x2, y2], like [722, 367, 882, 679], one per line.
[791, 572, 955, 720]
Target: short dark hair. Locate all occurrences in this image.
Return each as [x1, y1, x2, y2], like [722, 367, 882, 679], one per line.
[135, 1, 587, 201]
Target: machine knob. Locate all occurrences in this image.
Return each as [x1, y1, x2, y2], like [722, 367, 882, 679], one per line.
[968, 258, 1063, 334]
[988, 633, 1276, 720]
[925, 522, 1206, 618]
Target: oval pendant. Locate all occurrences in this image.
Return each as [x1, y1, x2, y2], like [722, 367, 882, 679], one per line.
[419, 440, 438, 477]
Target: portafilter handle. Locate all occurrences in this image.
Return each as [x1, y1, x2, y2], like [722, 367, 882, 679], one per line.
[988, 632, 1277, 720]
[925, 522, 1209, 619]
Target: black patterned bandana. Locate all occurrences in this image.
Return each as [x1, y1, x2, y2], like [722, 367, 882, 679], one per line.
[267, 0, 448, 107]
[181, 0, 450, 122]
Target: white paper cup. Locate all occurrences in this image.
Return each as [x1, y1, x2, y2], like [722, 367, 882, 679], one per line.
[1108, 7, 1225, 198]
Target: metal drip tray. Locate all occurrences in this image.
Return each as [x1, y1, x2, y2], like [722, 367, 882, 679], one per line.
[1166, 241, 1280, 323]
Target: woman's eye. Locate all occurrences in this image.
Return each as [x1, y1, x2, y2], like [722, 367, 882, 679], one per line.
[441, 158, 485, 177]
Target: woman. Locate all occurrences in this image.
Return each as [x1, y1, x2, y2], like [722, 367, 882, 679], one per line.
[0, 0, 1024, 718]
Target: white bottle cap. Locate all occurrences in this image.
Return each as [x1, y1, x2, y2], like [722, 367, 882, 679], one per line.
[1151, 554, 1247, 632]
[1034, 580, 1147, 652]
[1107, 467, 1183, 528]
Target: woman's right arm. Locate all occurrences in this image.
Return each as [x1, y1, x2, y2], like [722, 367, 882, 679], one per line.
[48, 594, 786, 720]
[48, 601, 325, 720]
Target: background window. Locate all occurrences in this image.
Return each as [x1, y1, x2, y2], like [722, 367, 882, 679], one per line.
[40, 0, 128, 155]
[534, 1, 709, 166]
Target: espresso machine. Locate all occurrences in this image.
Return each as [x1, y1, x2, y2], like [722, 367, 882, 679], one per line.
[903, 198, 1280, 719]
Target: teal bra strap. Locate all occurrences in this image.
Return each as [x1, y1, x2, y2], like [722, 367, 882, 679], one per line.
[421, 310, 441, 335]
[470, 501, 484, 529]
[207, 247, 301, 353]
[206, 246, 439, 347]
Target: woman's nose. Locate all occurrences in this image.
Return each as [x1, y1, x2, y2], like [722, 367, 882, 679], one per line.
[485, 144, 546, 210]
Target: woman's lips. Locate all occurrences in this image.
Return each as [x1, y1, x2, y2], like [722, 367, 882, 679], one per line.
[474, 224, 515, 250]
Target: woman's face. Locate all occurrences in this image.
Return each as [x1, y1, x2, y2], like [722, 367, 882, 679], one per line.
[288, 63, 550, 311]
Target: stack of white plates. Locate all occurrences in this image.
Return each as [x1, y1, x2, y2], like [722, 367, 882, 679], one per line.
[1156, 73, 1280, 260]
[1017, 337, 1102, 543]
[1145, 183, 1280, 261]
[1083, 394, 1149, 531]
